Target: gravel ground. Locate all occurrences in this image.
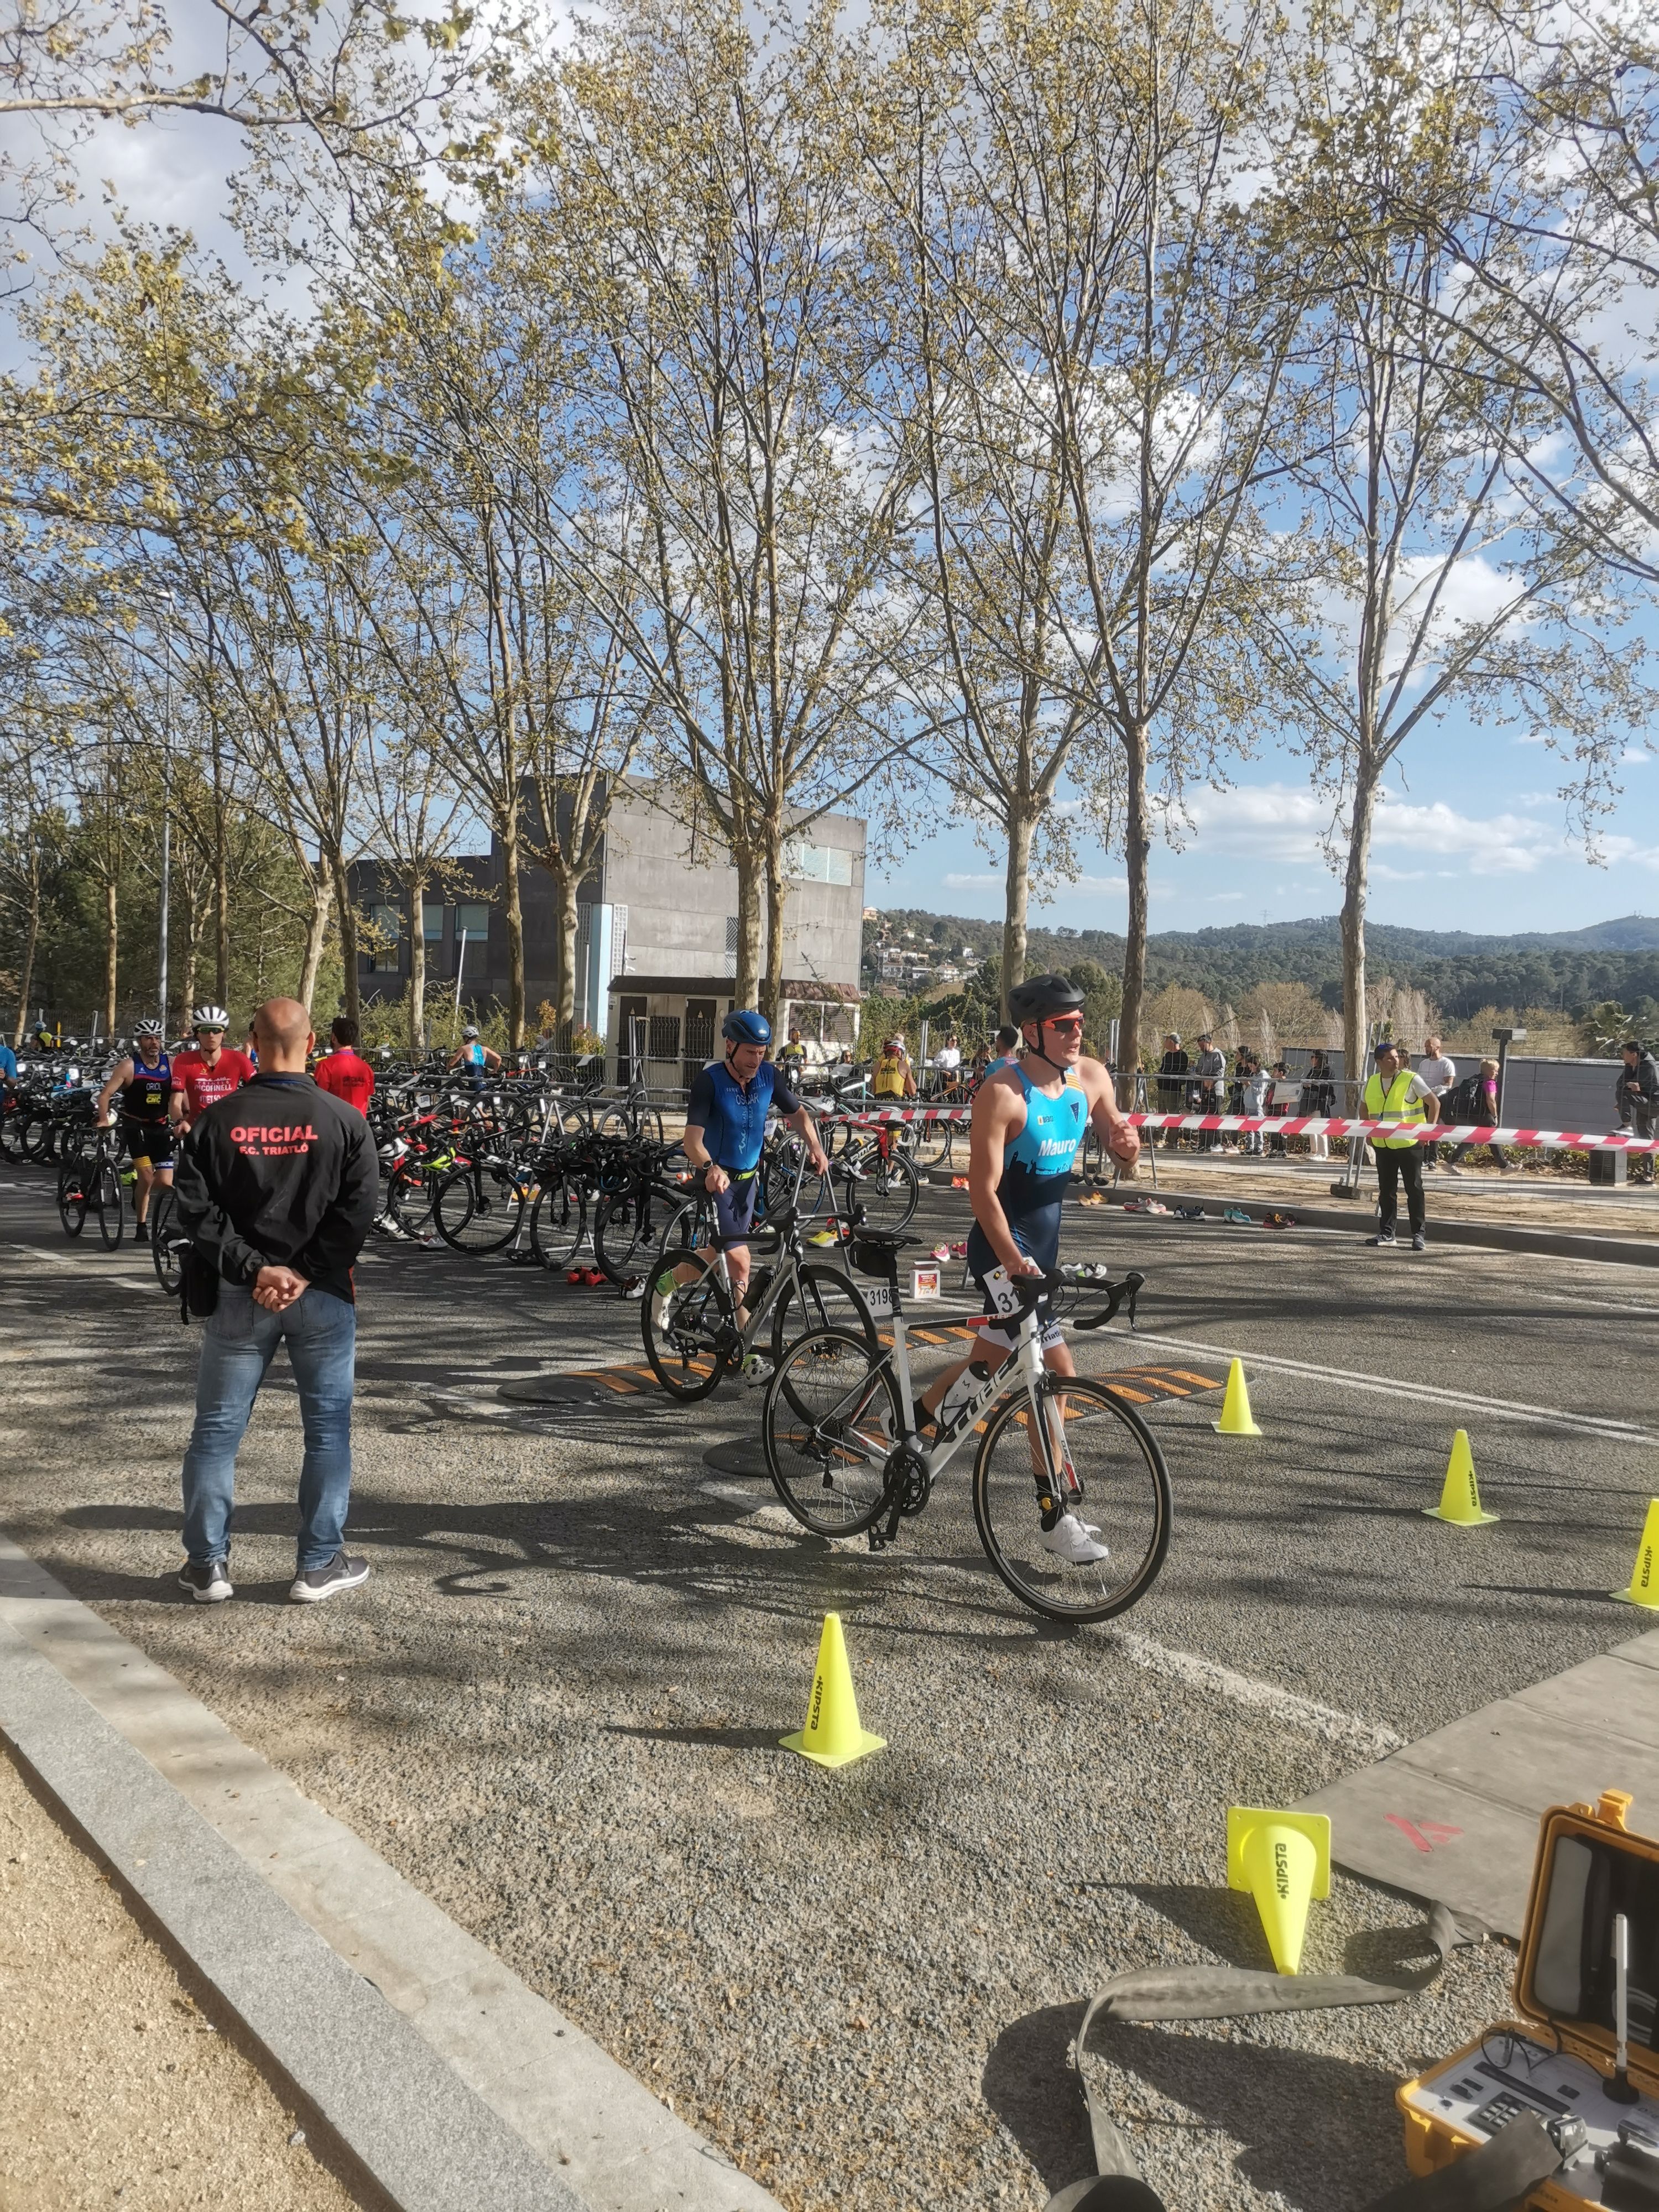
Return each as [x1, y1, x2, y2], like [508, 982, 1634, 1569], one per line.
[0, 1746, 362, 2211]
[3, 1169, 1656, 2211]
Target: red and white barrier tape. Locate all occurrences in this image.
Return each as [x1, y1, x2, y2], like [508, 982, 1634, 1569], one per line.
[818, 1104, 1658, 1152]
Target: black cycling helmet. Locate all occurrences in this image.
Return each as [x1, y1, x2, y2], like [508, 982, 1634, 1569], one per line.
[722, 1009, 772, 1047]
[1006, 973, 1086, 1025]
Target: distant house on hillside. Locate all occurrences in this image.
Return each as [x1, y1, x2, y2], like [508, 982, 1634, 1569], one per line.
[351, 781, 865, 1081]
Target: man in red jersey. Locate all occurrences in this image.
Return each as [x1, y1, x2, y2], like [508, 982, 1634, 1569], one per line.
[170, 1005, 255, 1135]
[314, 1017, 375, 1115]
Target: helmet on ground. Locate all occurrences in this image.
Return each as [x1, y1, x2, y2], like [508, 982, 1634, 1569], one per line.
[1006, 973, 1086, 1025]
[462, 1024, 481, 1039]
[133, 1017, 164, 1040]
[191, 1004, 230, 1031]
[722, 1009, 772, 1047]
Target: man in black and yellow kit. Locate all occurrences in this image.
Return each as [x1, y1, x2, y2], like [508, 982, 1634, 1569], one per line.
[1363, 1039, 1439, 1253]
[95, 1018, 174, 1245]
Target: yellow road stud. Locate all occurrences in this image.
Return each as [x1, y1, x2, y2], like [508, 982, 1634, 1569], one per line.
[1613, 1498, 1659, 1609]
[1212, 1357, 1262, 1437]
[780, 1613, 885, 1770]
[1423, 1430, 1498, 1526]
[1228, 1807, 1331, 1975]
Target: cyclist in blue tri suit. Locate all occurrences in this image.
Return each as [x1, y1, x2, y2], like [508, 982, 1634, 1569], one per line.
[671, 1009, 830, 1381]
[93, 1016, 175, 1244]
[915, 973, 1140, 1561]
[447, 1024, 501, 1088]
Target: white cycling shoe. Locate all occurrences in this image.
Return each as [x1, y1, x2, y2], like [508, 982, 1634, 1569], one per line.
[1042, 1511, 1110, 1565]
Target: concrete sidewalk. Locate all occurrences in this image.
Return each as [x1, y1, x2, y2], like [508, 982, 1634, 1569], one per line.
[0, 1536, 783, 2212]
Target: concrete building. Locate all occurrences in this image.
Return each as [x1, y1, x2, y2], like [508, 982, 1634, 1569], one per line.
[352, 782, 865, 1082]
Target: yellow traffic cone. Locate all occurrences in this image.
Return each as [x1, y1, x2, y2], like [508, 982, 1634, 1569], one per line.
[1613, 1499, 1659, 1608]
[1423, 1430, 1499, 1526]
[1212, 1358, 1261, 1437]
[1228, 1807, 1331, 1975]
[780, 1613, 885, 1769]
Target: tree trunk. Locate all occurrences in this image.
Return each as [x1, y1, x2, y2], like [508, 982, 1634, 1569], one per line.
[500, 811, 526, 1048]
[760, 827, 787, 1029]
[334, 863, 361, 1029]
[407, 877, 427, 1055]
[179, 886, 202, 1031]
[732, 846, 763, 1011]
[297, 878, 331, 1009]
[1001, 808, 1034, 1018]
[1117, 726, 1152, 1079]
[12, 843, 41, 1047]
[103, 878, 118, 1040]
[212, 722, 231, 1004]
[552, 861, 581, 1031]
[1340, 770, 1378, 1114]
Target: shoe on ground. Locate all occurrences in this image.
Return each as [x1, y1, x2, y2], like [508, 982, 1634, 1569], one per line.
[1223, 1208, 1253, 1225]
[134, 1219, 150, 1245]
[179, 1558, 233, 1603]
[741, 1353, 774, 1389]
[1412, 1231, 1427, 1251]
[1366, 1232, 1397, 1246]
[1041, 1512, 1110, 1565]
[807, 1229, 838, 1247]
[622, 1278, 645, 1301]
[566, 1267, 585, 1283]
[289, 1552, 371, 1604]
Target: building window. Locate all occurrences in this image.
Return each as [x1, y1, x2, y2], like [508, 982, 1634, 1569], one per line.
[368, 904, 401, 974]
[648, 1014, 681, 1061]
[422, 903, 444, 942]
[785, 840, 854, 888]
[456, 902, 489, 943]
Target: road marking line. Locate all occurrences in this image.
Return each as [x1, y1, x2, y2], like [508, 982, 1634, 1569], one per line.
[1110, 1629, 1404, 1757]
[1124, 1327, 1658, 1443]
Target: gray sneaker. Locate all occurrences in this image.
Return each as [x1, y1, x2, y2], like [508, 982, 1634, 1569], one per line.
[1366, 1233, 1397, 1247]
[1412, 1231, 1427, 1252]
[288, 1552, 371, 1604]
[179, 1558, 233, 1603]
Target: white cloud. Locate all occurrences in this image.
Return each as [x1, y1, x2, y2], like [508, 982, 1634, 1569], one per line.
[942, 872, 1001, 889]
[1624, 748, 1650, 765]
[1175, 781, 1609, 877]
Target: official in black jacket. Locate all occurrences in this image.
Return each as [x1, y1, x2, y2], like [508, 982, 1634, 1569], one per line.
[173, 998, 379, 1605]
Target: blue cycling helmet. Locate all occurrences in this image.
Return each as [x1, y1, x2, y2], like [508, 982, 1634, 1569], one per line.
[722, 1009, 772, 1047]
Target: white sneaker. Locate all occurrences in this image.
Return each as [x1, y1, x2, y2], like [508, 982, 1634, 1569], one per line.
[1042, 1512, 1110, 1564]
[741, 1353, 774, 1389]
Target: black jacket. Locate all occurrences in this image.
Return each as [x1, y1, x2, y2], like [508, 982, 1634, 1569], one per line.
[1616, 1052, 1659, 1123]
[174, 1072, 378, 1303]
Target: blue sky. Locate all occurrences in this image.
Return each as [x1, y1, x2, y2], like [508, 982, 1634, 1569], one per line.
[868, 712, 1659, 933]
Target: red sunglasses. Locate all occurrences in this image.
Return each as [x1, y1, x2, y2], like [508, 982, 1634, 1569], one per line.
[1042, 1013, 1084, 1032]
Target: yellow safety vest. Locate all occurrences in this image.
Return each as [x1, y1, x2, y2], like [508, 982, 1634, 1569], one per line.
[1363, 1068, 1428, 1149]
[873, 1051, 907, 1097]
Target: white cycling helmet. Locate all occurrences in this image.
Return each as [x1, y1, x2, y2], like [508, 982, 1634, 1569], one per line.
[191, 1004, 231, 1031]
[133, 1016, 165, 1039]
[462, 1024, 481, 1039]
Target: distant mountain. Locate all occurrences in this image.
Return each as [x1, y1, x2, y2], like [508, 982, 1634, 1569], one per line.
[863, 909, 1659, 1019]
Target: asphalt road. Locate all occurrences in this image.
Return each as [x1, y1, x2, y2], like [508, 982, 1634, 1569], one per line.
[3, 1165, 1656, 2212]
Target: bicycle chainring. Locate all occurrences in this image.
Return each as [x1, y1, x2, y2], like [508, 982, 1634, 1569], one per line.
[884, 1445, 932, 1518]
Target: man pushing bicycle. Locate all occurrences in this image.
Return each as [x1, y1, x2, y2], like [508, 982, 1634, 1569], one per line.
[914, 973, 1140, 1559]
[669, 1009, 830, 1382]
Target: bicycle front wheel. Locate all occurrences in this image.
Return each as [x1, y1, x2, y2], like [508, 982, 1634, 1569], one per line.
[529, 1178, 588, 1270]
[56, 1159, 90, 1237]
[839, 1150, 919, 1233]
[769, 1260, 880, 1364]
[435, 1162, 526, 1254]
[973, 1373, 1171, 1623]
[641, 1241, 738, 1401]
[763, 1328, 899, 1536]
[94, 1160, 124, 1249]
[149, 1186, 181, 1292]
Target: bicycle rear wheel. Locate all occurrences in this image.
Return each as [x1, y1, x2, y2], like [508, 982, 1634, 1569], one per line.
[56, 1159, 90, 1237]
[641, 1241, 738, 1401]
[972, 1374, 1171, 1623]
[387, 1160, 439, 1238]
[94, 1160, 124, 1249]
[769, 1261, 879, 1364]
[761, 1328, 898, 1536]
[593, 1184, 652, 1282]
[434, 1161, 526, 1254]
[149, 1186, 181, 1292]
[838, 1150, 919, 1233]
[530, 1178, 588, 1270]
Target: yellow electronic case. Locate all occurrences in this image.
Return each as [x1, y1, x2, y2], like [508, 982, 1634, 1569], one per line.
[1397, 1789, 1659, 2206]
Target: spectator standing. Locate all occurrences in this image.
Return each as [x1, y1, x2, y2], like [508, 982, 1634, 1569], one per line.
[172, 998, 379, 1605]
[1418, 1034, 1457, 1170]
[1266, 1061, 1293, 1157]
[1444, 1058, 1510, 1175]
[1239, 1052, 1267, 1156]
[1362, 1039, 1439, 1251]
[314, 1017, 376, 1115]
[1156, 1032, 1188, 1150]
[777, 1026, 808, 1086]
[1192, 1032, 1225, 1152]
[872, 1033, 917, 1099]
[1616, 1037, 1659, 1187]
[1300, 1050, 1334, 1160]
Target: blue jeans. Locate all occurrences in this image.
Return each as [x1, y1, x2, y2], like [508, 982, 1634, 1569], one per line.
[181, 1284, 357, 1571]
